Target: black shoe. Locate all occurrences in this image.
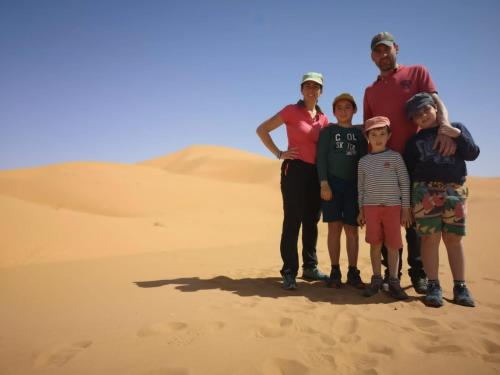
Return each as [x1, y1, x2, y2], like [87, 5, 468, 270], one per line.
[302, 267, 329, 282]
[453, 282, 475, 307]
[388, 277, 409, 300]
[346, 267, 365, 289]
[281, 271, 297, 290]
[326, 266, 342, 288]
[424, 281, 443, 307]
[411, 276, 428, 294]
[363, 275, 383, 297]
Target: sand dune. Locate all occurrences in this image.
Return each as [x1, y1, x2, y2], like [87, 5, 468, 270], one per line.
[140, 144, 279, 185]
[1, 145, 499, 374]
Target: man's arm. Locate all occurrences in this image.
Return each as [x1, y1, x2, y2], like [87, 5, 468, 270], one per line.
[431, 93, 456, 156]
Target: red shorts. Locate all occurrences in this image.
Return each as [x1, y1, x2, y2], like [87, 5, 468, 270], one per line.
[363, 205, 403, 249]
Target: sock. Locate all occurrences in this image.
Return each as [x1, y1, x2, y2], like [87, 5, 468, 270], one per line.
[454, 280, 466, 287]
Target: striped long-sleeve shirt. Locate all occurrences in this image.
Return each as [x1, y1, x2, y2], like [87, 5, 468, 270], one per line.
[358, 149, 410, 208]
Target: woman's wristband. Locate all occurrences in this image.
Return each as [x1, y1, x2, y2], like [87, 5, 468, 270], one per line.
[276, 150, 283, 159]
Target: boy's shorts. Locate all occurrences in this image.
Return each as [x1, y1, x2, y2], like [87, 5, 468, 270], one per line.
[412, 181, 468, 236]
[321, 176, 358, 226]
[363, 205, 403, 249]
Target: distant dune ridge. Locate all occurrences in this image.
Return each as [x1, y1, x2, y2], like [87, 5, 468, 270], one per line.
[140, 144, 279, 185]
[1, 145, 500, 374]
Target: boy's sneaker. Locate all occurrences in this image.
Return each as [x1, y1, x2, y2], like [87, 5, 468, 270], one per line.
[302, 267, 329, 282]
[346, 267, 365, 289]
[424, 281, 443, 307]
[411, 276, 428, 294]
[326, 266, 342, 288]
[388, 277, 409, 300]
[363, 275, 383, 297]
[281, 271, 297, 290]
[453, 282, 475, 307]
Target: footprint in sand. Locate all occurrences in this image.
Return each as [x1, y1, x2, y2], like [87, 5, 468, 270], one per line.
[301, 348, 337, 370]
[366, 342, 394, 357]
[137, 322, 188, 337]
[261, 358, 310, 375]
[254, 317, 294, 338]
[409, 317, 445, 333]
[319, 333, 336, 346]
[279, 317, 293, 327]
[138, 321, 225, 346]
[34, 340, 92, 368]
[480, 338, 500, 354]
[331, 313, 361, 344]
[348, 353, 379, 373]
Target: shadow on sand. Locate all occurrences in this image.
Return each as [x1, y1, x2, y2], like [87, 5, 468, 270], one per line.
[133, 275, 418, 305]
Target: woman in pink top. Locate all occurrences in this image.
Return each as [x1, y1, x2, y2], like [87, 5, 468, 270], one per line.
[256, 72, 329, 290]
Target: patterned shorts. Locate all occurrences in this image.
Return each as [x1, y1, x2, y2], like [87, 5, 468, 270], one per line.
[412, 181, 468, 236]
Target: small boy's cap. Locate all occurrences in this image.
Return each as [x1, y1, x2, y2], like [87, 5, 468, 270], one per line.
[364, 116, 390, 133]
[405, 92, 436, 119]
[371, 31, 396, 50]
[301, 72, 324, 86]
[333, 92, 357, 111]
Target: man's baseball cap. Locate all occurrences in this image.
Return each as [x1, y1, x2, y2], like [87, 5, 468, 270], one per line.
[333, 93, 357, 111]
[405, 92, 436, 119]
[371, 31, 396, 50]
[364, 116, 391, 133]
[301, 72, 324, 86]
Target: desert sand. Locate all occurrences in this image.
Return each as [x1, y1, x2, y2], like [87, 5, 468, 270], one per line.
[1, 145, 499, 375]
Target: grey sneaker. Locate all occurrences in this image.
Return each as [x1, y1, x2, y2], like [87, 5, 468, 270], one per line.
[388, 277, 409, 300]
[363, 275, 383, 297]
[424, 281, 443, 307]
[302, 267, 329, 282]
[346, 267, 365, 289]
[281, 271, 297, 290]
[326, 266, 342, 288]
[411, 276, 428, 294]
[453, 283, 475, 307]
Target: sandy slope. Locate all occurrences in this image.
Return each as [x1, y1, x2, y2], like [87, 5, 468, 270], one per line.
[1, 145, 499, 375]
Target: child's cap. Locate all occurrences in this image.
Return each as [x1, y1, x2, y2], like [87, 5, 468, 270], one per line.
[301, 72, 324, 87]
[364, 116, 390, 133]
[333, 93, 357, 111]
[405, 92, 436, 119]
[371, 31, 396, 51]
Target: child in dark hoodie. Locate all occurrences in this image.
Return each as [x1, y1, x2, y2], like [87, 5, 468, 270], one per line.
[404, 92, 480, 308]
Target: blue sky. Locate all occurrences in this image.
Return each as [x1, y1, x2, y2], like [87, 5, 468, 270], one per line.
[1, 0, 499, 176]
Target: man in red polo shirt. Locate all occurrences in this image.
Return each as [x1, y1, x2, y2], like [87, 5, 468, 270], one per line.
[363, 31, 456, 294]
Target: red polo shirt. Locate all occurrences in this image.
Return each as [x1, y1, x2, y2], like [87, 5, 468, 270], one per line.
[363, 64, 437, 154]
[280, 103, 329, 164]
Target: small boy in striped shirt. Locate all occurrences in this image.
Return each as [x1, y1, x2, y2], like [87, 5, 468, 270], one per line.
[357, 116, 412, 300]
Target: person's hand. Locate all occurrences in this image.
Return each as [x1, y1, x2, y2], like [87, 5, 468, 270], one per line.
[401, 208, 413, 228]
[438, 125, 461, 138]
[433, 132, 456, 156]
[281, 146, 299, 160]
[320, 183, 333, 201]
[357, 211, 365, 228]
